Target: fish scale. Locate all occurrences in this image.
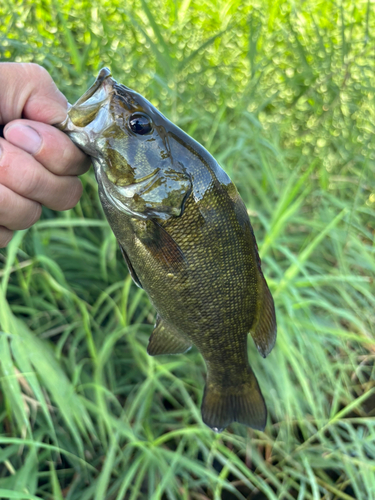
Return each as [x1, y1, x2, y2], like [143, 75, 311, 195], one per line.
[57, 67, 277, 432]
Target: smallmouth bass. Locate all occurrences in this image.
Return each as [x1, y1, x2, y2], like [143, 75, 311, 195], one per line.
[58, 68, 277, 432]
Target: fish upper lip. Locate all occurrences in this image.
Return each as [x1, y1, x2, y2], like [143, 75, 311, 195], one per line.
[74, 67, 113, 107]
[56, 68, 115, 132]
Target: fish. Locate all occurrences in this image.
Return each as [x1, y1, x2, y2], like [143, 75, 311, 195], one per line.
[57, 68, 277, 432]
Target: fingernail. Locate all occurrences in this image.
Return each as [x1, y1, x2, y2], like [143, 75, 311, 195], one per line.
[4, 124, 42, 155]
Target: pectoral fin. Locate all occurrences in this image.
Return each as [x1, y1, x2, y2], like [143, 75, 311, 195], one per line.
[119, 243, 143, 289]
[142, 220, 187, 270]
[147, 315, 192, 356]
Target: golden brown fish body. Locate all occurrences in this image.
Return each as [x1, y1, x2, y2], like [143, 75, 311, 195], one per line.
[58, 68, 276, 432]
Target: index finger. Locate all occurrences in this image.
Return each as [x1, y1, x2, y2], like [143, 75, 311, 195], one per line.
[0, 63, 68, 125]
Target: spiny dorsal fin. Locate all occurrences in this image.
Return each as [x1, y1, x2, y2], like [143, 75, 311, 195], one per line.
[147, 315, 192, 356]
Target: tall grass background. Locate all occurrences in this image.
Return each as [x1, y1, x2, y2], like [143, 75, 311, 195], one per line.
[0, 0, 374, 498]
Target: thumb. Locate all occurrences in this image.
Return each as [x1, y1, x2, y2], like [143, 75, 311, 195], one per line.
[0, 63, 68, 125]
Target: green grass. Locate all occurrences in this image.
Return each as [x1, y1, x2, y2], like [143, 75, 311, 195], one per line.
[0, 0, 374, 498]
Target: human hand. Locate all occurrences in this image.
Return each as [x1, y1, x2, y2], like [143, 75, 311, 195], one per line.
[0, 63, 91, 247]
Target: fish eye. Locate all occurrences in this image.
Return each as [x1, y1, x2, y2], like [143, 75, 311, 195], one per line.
[128, 113, 153, 135]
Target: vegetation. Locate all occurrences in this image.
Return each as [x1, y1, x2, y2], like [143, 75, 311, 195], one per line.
[0, 0, 374, 498]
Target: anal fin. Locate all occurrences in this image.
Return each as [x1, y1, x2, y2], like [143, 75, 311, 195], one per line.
[147, 315, 191, 356]
[250, 277, 277, 358]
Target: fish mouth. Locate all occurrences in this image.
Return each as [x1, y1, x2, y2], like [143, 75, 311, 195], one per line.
[74, 67, 113, 107]
[56, 67, 115, 132]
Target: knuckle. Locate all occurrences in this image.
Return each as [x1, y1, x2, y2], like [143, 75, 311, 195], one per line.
[22, 63, 50, 82]
[60, 143, 78, 172]
[80, 154, 92, 173]
[59, 180, 83, 211]
[0, 182, 41, 230]
[21, 203, 42, 229]
[0, 145, 42, 199]
[58, 140, 90, 175]
[0, 228, 13, 248]
[19, 165, 42, 199]
[0, 184, 10, 208]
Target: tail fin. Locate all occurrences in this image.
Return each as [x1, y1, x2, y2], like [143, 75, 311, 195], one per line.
[201, 368, 267, 432]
